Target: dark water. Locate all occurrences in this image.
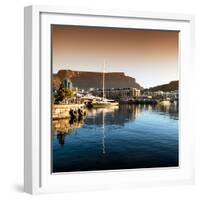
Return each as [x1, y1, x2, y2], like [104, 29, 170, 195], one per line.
[52, 103, 179, 173]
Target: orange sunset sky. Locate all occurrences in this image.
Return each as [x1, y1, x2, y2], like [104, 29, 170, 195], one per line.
[52, 25, 179, 88]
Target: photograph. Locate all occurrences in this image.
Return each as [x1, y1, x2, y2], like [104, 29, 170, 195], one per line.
[51, 25, 179, 173]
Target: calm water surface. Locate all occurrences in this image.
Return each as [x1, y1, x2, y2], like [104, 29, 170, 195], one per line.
[52, 103, 178, 173]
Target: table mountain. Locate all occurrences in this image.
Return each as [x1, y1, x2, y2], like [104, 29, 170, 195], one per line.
[53, 69, 143, 90]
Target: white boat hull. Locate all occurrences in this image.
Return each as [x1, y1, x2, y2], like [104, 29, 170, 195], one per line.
[92, 102, 119, 108]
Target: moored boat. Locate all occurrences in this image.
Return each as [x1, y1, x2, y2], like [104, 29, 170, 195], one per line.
[92, 99, 119, 108]
[92, 60, 119, 108]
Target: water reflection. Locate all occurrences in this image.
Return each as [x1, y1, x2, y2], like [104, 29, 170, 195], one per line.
[155, 102, 178, 120]
[102, 110, 106, 154]
[52, 117, 86, 146]
[53, 102, 179, 172]
[52, 103, 178, 146]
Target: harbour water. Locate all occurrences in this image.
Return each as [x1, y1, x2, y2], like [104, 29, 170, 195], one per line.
[52, 103, 178, 173]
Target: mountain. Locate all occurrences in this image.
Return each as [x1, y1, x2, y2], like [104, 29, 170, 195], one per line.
[146, 81, 178, 92]
[52, 69, 143, 90]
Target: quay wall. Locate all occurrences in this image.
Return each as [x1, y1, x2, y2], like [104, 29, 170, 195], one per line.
[52, 104, 85, 119]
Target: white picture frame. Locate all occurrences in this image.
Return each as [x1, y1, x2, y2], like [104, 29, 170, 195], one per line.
[24, 5, 195, 194]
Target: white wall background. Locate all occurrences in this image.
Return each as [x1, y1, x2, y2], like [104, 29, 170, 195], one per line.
[0, 0, 199, 199]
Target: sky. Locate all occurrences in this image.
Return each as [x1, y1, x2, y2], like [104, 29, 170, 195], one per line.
[52, 25, 179, 88]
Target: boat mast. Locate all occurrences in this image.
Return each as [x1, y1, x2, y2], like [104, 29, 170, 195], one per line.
[103, 59, 105, 100]
[102, 109, 106, 154]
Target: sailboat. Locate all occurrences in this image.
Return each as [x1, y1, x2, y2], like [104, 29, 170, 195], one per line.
[92, 60, 119, 108]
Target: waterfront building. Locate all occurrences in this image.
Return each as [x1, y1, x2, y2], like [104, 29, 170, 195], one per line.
[52, 87, 58, 96]
[133, 88, 141, 97]
[89, 88, 95, 92]
[92, 87, 141, 99]
[152, 90, 164, 96]
[169, 90, 179, 99]
[62, 78, 73, 89]
[143, 90, 179, 100]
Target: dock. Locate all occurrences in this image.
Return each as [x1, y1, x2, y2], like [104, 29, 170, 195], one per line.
[52, 104, 86, 120]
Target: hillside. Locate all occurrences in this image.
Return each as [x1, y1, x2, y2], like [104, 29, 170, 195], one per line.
[146, 80, 179, 92]
[52, 69, 143, 90]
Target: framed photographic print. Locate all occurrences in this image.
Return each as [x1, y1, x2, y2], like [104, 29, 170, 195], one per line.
[24, 5, 195, 194]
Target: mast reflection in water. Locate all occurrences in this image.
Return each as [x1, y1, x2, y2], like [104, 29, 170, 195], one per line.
[52, 103, 178, 173]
